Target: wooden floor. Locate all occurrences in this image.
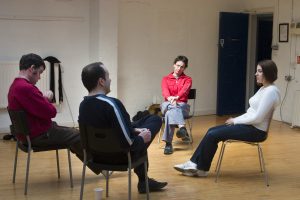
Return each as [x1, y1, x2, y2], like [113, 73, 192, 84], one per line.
[1, 115, 300, 200]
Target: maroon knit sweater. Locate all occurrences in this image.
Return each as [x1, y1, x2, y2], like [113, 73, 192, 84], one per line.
[8, 78, 57, 141]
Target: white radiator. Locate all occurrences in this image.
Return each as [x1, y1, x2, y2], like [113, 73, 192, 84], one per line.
[0, 62, 49, 108]
[292, 90, 300, 128]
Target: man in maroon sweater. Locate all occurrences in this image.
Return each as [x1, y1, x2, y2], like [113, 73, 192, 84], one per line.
[7, 53, 101, 174]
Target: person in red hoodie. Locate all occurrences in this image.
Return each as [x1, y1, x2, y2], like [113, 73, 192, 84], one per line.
[7, 53, 101, 174]
[161, 55, 192, 154]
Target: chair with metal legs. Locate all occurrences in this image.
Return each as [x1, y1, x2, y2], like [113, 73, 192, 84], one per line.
[8, 108, 73, 195]
[79, 123, 150, 200]
[214, 110, 274, 186]
[215, 139, 269, 186]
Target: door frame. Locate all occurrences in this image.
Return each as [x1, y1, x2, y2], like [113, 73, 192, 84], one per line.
[246, 12, 273, 109]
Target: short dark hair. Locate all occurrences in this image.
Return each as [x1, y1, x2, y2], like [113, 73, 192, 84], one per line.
[19, 53, 45, 70]
[81, 62, 106, 92]
[258, 59, 278, 83]
[174, 55, 189, 68]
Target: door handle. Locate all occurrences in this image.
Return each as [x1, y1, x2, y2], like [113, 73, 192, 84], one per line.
[220, 39, 224, 48]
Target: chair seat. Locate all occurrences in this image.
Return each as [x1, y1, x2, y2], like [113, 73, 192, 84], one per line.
[18, 143, 71, 153]
[88, 154, 148, 171]
[224, 139, 265, 145]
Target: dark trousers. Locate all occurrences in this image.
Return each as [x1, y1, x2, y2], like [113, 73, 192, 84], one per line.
[190, 124, 267, 171]
[131, 114, 162, 181]
[31, 122, 104, 174]
[31, 122, 80, 148]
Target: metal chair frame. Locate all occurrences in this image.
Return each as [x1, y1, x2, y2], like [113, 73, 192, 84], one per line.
[214, 110, 274, 186]
[8, 109, 73, 195]
[79, 123, 150, 200]
[215, 140, 269, 186]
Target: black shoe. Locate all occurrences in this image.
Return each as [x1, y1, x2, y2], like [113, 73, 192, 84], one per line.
[138, 178, 168, 194]
[164, 143, 173, 155]
[176, 127, 188, 138]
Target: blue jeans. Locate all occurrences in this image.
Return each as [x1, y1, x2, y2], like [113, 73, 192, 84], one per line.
[190, 124, 267, 171]
[160, 102, 190, 142]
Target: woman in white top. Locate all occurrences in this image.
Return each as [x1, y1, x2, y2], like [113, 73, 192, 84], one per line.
[174, 60, 281, 177]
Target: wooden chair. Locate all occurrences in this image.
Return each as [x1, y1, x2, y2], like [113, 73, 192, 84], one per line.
[215, 110, 275, 186]
[79, 123, 150, 200]
[7, 109, 73, 195]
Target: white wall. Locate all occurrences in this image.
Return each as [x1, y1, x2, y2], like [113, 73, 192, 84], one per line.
[1, 0, 298, 133]
[0, 0, 120, 133]
[0, 0, 91, 132]
[90, 0, 119, 97]
[118, 0, 244, 117]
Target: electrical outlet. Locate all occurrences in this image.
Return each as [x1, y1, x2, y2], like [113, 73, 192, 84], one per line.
[285, 75, 292, 81]
[271, 44, 279, 50]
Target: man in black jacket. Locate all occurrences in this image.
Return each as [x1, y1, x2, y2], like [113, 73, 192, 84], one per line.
[79, 62, 167, 194]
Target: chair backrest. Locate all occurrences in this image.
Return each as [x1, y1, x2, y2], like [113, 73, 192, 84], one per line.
[187, 89, 196, 116]
[7, 109, 30, 137]
[188, 88, 196, 100]
[79, 123, 129, 155]
[265, 108, 275, 134]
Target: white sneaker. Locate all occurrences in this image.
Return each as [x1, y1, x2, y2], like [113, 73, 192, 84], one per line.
[174, 161, 197, 173]
[182, 170, 208, 177]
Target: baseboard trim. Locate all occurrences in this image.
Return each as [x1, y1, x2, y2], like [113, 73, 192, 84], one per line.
[194, 109, 216, 116]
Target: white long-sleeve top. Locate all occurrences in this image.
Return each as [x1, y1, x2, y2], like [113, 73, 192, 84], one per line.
[233, 84, 281, 131]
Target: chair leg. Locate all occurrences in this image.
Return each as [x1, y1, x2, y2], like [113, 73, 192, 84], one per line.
[144, 161, 150, 200]
[257, 145, 263, 172]
[79, 163, 87, 200]
[258, 145, 269, 186]
[157, 123, 164, 144]
[67, 149, 73, 188]
[128, 162, 132, 200]
[215, 142, 226, 183]
[24, 150, 31, 195]
[186, 118, 193, 144]
[56, 150, 60, 179]
[215, 142, 225, 172]
[105, 170, 109, 197]
[13, 142, 19, 183]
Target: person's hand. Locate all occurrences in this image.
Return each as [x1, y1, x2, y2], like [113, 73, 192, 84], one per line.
[138, 129, 151, 143]
[134, 128, 148, 133]
[167, 96, 174, 102]
[43, 90, 54, 102]
[167, 96, 179, 105]
[225, 117, 234, 126]
[171, 99, 177, 105]
[172, 96, 179, 105]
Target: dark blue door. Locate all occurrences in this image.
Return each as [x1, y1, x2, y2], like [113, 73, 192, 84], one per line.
[217, 12, 249, 115]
